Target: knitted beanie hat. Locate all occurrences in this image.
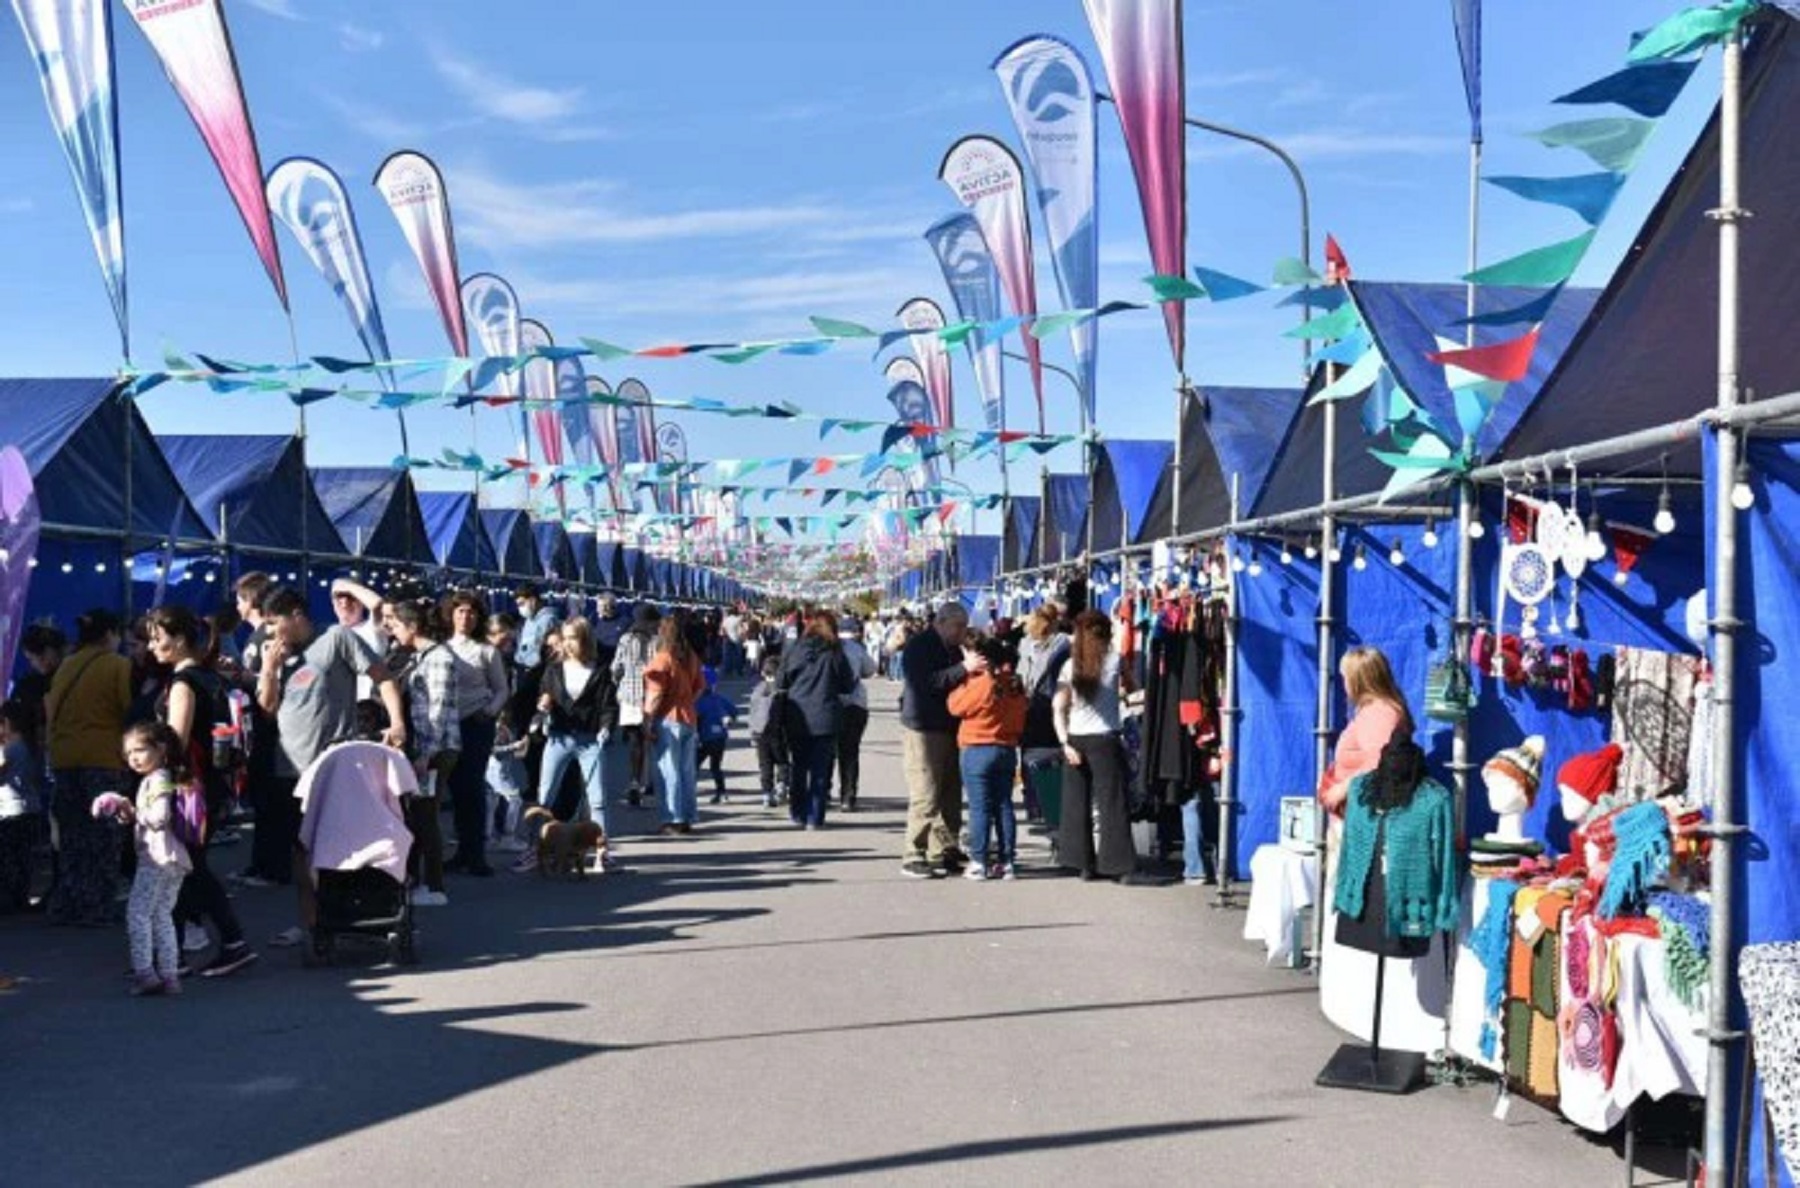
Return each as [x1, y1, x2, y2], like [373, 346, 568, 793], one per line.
[1557, 743, 1624, 810]
[1483, 736, 1545, 806]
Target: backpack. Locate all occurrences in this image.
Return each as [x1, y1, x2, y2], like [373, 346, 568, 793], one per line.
[168, 776, 209, 852]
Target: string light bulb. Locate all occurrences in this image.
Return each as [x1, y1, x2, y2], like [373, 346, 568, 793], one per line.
[1389, 539, 1406, 567]
[1467, 518, 1486, 540]
[1328, 539, 1343, 564]
[27, 557, 37, 569]
[1653, 452, 1676, 534]
[60, 562, 73, 574]
[1654, 488, 1676, 535]
[1230, 551, 1246, 574]
[1585, 508, 1608, 562]
[1304, 537, 1319, 560]
[94, 561, 107, 574]
[1352, 542, 1368, 571]
[1731, 462, 1755, 511]
[1279, 542, 1294, 565]
[1421, 519, 1439, 549]
[1248, 556, 1263, 577]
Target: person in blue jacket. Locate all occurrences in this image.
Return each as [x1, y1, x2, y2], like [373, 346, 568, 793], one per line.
[694, 667, 738, 804]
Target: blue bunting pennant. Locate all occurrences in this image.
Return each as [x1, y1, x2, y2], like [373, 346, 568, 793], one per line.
[1555, 59, 1700, 118]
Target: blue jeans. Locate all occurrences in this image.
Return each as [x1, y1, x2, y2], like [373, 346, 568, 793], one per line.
[789, 732, 836, 827]
[961, 744, 1018, 867]
[1181, 798, 1205, 881]
[540, 731, 609, 835]
[657, 721, 699, 825]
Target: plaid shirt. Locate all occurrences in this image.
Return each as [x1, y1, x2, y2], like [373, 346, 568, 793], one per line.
[407, 644, 462, 762]
[613, 629, 654, 710]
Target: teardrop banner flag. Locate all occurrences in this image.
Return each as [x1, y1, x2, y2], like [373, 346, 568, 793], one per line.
[460, 273, 523, 454]
[940, 135, 1044, 432]
[519, 319, 562, 474]
[123, 0, 285, 309]
[1083, 0, 1186, 371]
[12, 0, 127, 358]
[897, 297, 955, 436]
[587, 376, 623, 515]
[924, 213, 1006, 432]
[376, 151, 468, 355]
[266, 158, 391, 372]
[994, 34, 1100, 423]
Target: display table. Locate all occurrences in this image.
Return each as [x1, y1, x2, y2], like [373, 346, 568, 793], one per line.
[1243, 844, 1318, 965]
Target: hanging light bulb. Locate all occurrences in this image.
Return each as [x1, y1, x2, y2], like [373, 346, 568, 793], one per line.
[1248, 556, 1264, 577]
[1585, 509, 1608, 562]
[1467, 517, 1486, 540]
[1731, 462, 1755, 511]
[1328, 539, 1343, 564]
[1351, 542, 1367, 571]
[1279, 542, 1294, 565]
[1654, 488, 1676, 535]
[1389, 539, 1406, 567]
[0, 548, 8, 564]
[1421, 519, 1439, 549]
[1230, 551, 1246, 574]
[60, 561, 73, 574]
[94, 561, 106, 574]
[1304, 537, 1319, 560]
[27, 556, 38, 569]
[203, 571, 217, 584]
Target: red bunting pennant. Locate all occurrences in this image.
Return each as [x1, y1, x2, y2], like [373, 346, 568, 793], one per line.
[1427, 327, 1541, 382]
[1325, 233, 1352, 284]
[636, 344, 687, 359]
[996, 430, 1030, 443]
[938, 502, 957, 524]
[812, 458, 836, 475]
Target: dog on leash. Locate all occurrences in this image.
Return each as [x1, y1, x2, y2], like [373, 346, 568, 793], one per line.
[522, 806, 606, 878]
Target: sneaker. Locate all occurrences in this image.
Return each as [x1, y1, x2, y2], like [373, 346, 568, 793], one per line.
[128, 973, 163, 997]
[199, 945, 259, 979]
[182, 924, 211, 953]
[161, 976, 184, 996]
[409, 888, 449, 908]
[510, 851, 539, 874]
[900, 860, 936, 880]
[269, 926, 307, 948]
[1182, 875, 1209, 886]
[1000, 864, 1018, 881]
[962, 863, 988, 882]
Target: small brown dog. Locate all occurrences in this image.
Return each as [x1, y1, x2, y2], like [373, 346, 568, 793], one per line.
[523, 806, 606, 878]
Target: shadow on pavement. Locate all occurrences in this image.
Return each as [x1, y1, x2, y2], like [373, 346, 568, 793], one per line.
[692, 1117, 1297, 1185]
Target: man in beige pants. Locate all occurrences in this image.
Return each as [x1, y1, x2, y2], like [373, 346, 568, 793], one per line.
[897, 603, 986, 878]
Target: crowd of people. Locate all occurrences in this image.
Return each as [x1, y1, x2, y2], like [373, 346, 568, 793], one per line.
[0, 576, 1205, 994]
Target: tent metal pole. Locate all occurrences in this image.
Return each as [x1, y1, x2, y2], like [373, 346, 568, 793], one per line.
[121, 385, 134, 616]
[1453, 129, 1483, 863]
[1704, 30, 1746, 1188]
[1217, 471, 1241, 907]
[1172, 382, 1186, 538]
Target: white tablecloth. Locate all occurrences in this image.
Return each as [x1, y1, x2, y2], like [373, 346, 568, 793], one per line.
[1243, 844, 1318, 965]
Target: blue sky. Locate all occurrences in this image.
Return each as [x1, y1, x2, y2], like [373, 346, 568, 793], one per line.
[0, 0, 1718, 538]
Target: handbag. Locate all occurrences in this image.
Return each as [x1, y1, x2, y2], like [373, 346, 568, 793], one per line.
[1425, 640, 1473, 724]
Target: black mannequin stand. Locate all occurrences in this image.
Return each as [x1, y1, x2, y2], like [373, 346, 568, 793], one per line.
[1315, 947, 1427, 1094]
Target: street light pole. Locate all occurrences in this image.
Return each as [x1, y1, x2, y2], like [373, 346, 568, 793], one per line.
[1096, 93, 1316, 927]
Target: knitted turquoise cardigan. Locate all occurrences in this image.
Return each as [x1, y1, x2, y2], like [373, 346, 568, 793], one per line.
[1333, 773, 1461, 939]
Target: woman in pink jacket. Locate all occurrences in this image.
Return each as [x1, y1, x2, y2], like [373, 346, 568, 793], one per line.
[1318, 647, 1413, 818]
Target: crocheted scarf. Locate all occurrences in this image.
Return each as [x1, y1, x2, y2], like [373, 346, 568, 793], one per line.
[1471, 879, 1521, 1061]
[1646, 889, 1710, 1010]
[1334, 772, 1460, 940]
[1596, 800, 1672, 918]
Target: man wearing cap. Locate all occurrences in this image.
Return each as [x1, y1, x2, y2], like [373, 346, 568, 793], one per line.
[897, 603, 986, 878]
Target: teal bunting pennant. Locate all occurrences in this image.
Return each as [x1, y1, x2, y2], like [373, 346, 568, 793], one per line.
[1462, 229, 1596, 287]
[1486, 172, 1626, 226]
[1283, 302, 1362, 341]
[1532, 118, 1656, 172]
[1270, 257, 1323, 286]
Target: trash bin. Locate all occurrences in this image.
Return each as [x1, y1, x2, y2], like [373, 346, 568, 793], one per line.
[1027, 759, 1063, 831]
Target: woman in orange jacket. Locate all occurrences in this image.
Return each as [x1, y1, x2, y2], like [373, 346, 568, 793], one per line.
[947, 633, 1028, 881]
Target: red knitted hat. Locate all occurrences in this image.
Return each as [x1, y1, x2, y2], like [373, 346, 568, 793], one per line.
[1557, 743, 1624, 808]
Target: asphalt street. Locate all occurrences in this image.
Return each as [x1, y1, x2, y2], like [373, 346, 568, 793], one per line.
[3, 679, 1673, 1186]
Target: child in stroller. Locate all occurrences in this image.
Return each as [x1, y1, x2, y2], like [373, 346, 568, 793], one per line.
[295, 733, 420, 965]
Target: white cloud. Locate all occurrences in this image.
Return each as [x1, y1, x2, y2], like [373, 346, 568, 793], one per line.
[484, 263, 931, 323]
[429, 45, 583, 126]
[1188, 68, 1288, 92]
[240, 0, 301, 20]
[318, 93, 436, 144]
[1187, 127, 1465, 162]
[0, 197, 35, 215]
[447, 165, 843, 249]
[339, 23, 384, 53]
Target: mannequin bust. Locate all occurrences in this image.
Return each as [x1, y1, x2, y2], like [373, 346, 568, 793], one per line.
[1480, 736, 1545, 843]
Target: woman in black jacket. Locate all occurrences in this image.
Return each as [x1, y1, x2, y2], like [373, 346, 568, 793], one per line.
[535, 618, 620, 847]
[778, 609, 856, 830]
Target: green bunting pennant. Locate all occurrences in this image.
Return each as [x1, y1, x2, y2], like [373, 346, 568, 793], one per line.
[1308, 348, 1384, 405]
[1283, 302, 1361, 341]
[1462, 229, 1596, 287]
[1627, 0, 1758, 63]
[1143, 273, 1207, 302]
[1270, 257, 1322, 286]
[1531, 118, 1656, 172]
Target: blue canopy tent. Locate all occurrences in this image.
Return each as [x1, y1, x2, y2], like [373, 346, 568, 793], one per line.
[1003, 496, 1040, 573]
[159, 435, 346, 559]
[417, 491, 496, 574]
[5, 378, 213, 623]
[1040, 474, 1089, 566]
[569, 531, 600, 588]
[1091, 440, 1172, 552]
[1194, 385, 1308, 526]
[310, 467, 432, 567]
[532, 520, 577, 584]
[479, 509, 538, 578]
[1252, 283, 1600, 519]
[595, 541, 627, 590]
[955, 534, 1002, 590]
[622, 547, 647, 592]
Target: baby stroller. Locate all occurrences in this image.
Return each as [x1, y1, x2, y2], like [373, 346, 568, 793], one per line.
[295, 740, 419, 965]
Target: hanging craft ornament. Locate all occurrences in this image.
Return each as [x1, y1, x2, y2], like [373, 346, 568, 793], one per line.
[1535, 496, 1569, 565]
[1504, 542, 1556, 640]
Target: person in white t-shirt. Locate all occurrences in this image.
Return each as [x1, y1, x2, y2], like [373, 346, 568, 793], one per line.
[329, 579, 390, 701]
[1052, 610, 1145, 884]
